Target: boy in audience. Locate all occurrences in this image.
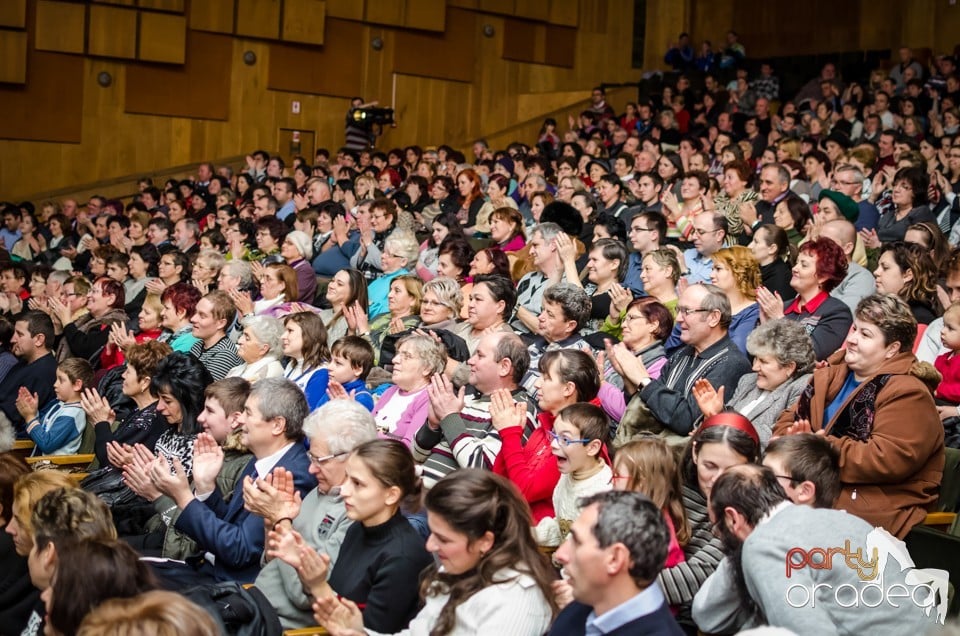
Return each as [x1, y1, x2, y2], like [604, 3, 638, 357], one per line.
[16, 357, 93, 455]
[762, 434, 841, 508]
[328, 336, 375, 411]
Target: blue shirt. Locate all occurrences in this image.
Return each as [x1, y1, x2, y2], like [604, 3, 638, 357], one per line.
[823, 372, 862, 426]
[622, 252, 645, 296]
[586, 582, 667, 636]
[0, 228, 21, 252]
[367, 268, 409, 318]
[277, 200, 297, 222]
[683, 248, 713, 285]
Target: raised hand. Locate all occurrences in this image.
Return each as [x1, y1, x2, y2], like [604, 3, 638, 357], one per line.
[228, 288, 255, 316]
[15, 387, 39, 422]
[109, 322, 137, 350]
[313, 596, 365, 635]
[604, 340, 649, 386]
[267, 527, 305, 570]
[858, 228, 881, 250]
[692, 378, 724, 418]
[145, 279, 168, 296]
[388, 315, 406, 335]
[608, 283, 632, 320]
[755, 286, 785, 322]
[80, 387, 115, 424]
[47, 296, 74, 326]
[190, 432, 224, 495]
[552, 578, 574, 611]
[489, 389, 525, 432]
[296, 541, 332, 592]
[555, 231, 577, 265]
[243, 467, 302, 523]
[740, 201, 758, 227]
[325, 380, 352, 402]
[122, 445, 162, 501]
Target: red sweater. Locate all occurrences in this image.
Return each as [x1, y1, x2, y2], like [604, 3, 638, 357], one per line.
[493, 411, 560, 523]
[935, 351, 960, 403]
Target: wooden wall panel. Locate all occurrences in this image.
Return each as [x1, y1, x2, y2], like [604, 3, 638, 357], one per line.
[125, 31, 232, 119]
[139, 11, 186, 62]
[514, 0, 548, 21]
[477, 0, 513, 16]
[0, 0, 27, 28]
[326, 0, 364, 20]
[189, 0, 234, 33]
[0, 30, 28, 84]
[543, 24, 575, 68]
[548, 0, 578, 27]
[404, 0, 445, 32]
[94, 0, 135, 5]
[235, 0, 281, 39]
[137, 0, 185, 11]
[365, 0, 404, 25]
[268, 19, 364, 96]
[281, 0, 325, 45]
[502, 19, 536, 63]
[88, 5, 138, 59]
[393, 7, 474, 82]
[35, 1, 86, 54]
[0, 50, 82, 141]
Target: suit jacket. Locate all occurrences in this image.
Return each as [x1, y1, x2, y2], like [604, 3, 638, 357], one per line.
[175, 442, 313, 583]
[548, 600, 684, 636]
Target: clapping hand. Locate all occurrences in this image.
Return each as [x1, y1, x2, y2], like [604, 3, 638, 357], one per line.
[555, 231, 577, 265]
[148, 454, 193, 508]
[15, 387, 39, 422]
[692, 378, 724, 418]
[313, 596, 365, 635]
[106, 441, 135, 469]
[755, 286, 784, 322]
[122, 444, 162, 501]
[858, 228, 881, 250]
[80, 388, 115, 424]
[228, 288, 255, 316]
[325, 380, 355, 402]
[488, 389, 525, 432]
[427, 373, 465, 425]
[604, 339, 649, 386]
[109, 322, 137, 350]
[190, 433, 224, 495]
[243, 466, 302, 523]
[607, 284, 632, 321]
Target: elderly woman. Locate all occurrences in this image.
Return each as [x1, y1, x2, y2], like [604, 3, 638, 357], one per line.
[640, 249, 681, 316]
[191, 249, 225, 295]
[773, 294, 943, 539]
[280, 230, 317, 303]
[872, 166, 936, 244]
[232, 263, 301, 320]
[228, 315, 285, 382]
[710, 246, 760, 354]
[757, 237, 852, 361]
[249, 400, 377, 629]
[371, 334, 447, 447]
[693, 319, 815, 446]
[419, 277, 463, 332]
[366, 229, 420, 318]
[50, 277, 129, 363]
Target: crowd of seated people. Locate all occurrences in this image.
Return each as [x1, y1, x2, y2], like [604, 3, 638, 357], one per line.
[2, 38, 960, 634]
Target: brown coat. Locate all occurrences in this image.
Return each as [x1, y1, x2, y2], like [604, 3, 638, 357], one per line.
[773, 350, 944, 539]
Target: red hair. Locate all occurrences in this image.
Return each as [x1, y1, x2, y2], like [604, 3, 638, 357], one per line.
[457, 168, 483, 204]
[798, 237, 848, 293]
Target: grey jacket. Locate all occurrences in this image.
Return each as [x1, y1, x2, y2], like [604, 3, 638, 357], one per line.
[727, 372, 811, 447]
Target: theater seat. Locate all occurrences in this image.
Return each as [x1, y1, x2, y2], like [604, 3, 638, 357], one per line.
[923, 447, 960, 530]
[25, 454, 95, 467]
[913, 323, 928, 353]
[283, 628, 328, 635]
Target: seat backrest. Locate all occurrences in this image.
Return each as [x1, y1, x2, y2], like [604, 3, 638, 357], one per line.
[940, 447, 960, 513]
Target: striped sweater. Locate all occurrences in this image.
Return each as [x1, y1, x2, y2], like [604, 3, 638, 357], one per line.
[412, 388, 538, 489]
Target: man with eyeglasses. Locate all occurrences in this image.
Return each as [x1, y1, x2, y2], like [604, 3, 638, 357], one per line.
[253, 399, 377, 628]
[831, 164, 878, 231]
[682, 212, 728, 285]
[623, 211, 666, 296]
[609, 283, 749, 437]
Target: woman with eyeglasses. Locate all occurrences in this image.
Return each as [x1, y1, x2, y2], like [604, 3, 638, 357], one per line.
[49, 276, 128, 364]
[489, 349, 601, 523]
[869, 166, 936, 245]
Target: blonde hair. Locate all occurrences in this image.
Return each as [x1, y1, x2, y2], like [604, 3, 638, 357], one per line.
[712, 246, 761, 300]
[77, 590, 219, 636]
[613, 437, 689, 544]
[777, 138, 801, 161]
[11, 472, 76, 549]
[141, 293, 163, 325]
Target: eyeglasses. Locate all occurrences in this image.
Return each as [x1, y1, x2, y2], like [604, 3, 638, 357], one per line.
[773, 473, 797, 484]
[691, 227, 720, 236]
[676, 306, 714, 317]
[306, 450, 348, 467]
[623, 313, 646, 323]
[548, 430, 592, 447]
[421, 298, 446, 308]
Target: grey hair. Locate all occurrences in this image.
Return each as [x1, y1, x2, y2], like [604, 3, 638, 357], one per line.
[531, 222, 563, 243]
[746, 319, 816, 376]
[579, 491, 669, 587]
[48, 270, 71, 287]
[543, 283, 592, 330]
[697, 283, 733, 329]
[765, 162, 791, 185]
[422, 277, 463, 317]
[303, 400, 378, 455]
[240, 315, 284, 359]
[196, 248, 226, 273]
[248, 377, 308, 441]
[835, 163, 865, 183]
[396, 333, 448, 376]
[222, 259, 254, 288]
[525, 174, 547, 189]
[384, 229, 420, 266]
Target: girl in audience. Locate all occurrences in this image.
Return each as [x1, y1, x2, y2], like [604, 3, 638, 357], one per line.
[268, 439, 433, 634]
[416, 212, 464, 281]
[157, 283, 202, 353]
[873, 241, 942, 324]
[468, 247, 512, 282]
[489, 207, 527, 255]
[757, 237, 852, 360]
[612, 437, 687, 569]
[227, 314, 285, 382]
[456, 168, 485, 234]
[320, 268, 368, 348]
[437, 237, 475, 303]
[710, 246, 760, 354]
[44, 539, 157, 636]
[773, 196, 814, 246]
[315, 470, 556, 636]
[490, 349, 601, 522]
[282, 312, 332, 410]
[749, 224, 796, 302]
[82, 341, 171, 471]
[663, 412, 760, 626]
[534, 402, 612, 547]
[640, 249, 681, 316]
[372, 334, 447, 447]
[12, 212, 47, 262]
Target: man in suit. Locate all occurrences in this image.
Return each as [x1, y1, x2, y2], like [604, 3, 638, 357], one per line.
[549, 491, 683, 635]
[152, 377, 313, 584]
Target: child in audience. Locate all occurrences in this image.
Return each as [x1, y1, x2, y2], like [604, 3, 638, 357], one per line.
[611, 436, 687, 569]
[935, 302, 960, 424]
[327, 335, 375, 411]
[281, 312, 331, 410]
[535, 402, 612, 547]
[16, 357, 94, 455]
[763, 433, 841, 508]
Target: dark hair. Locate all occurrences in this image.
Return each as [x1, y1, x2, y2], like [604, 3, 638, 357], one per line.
[798, 237, 848, 293]
[757, 224, 796, 264]
[709, 465, 788, 528]
[625, 297, 674, 340]
[778, 195, 814, 233]
[94, 277, 126, 309]
[0, 454, 29, 521]
[633, 210, 667, 242]
[351, 439, 422, 510]
[422, 470, 559, 633]
[331, 335, 375, 379]
[658, 151, 685, 181]
[150, 353, 213, 435]
[764, 434, 841, 508]
[0, 316, 13, 354]
[539, 349, 601, 403]
[437, 237, 475, 282]
[591, 213, 627, 243]
[130, 243, 160, 277]
[893, 166, 929, 207]
[17, 311, 55, 350]
[558, 402, 610, 451]
[158, 251, 191, 283]
[124, 340, 173, 383]
[47, 540, 157, 636]
[878, 241, 942, 312]
[476, 248, 511, 279]
[472, 275, 517, 320]
[681, 423, 761, 493]
[430, 212, 466, 248]
[283, 311, 330, 368]
[590, 238, 629, 279]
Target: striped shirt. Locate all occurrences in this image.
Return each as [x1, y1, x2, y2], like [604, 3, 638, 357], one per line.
[412, 388, 538, 488]
[190, 335, 243, 381]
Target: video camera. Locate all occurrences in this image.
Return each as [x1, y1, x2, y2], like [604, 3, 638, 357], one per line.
[349, 106, 395, 128]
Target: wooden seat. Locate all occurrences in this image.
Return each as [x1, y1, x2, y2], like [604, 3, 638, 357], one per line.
[283, 628, 328, 635]
[25, 454, 95, 467]
[11, 439, 35, 459]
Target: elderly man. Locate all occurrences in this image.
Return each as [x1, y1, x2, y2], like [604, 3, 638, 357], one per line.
[698, 465, 938, 634]
[608, 284, 751, 436]
[550, 491, 683, 635]
[832, 164, 879, 231]
[415, 331, 538, 487]
[250, 399, 377, 628]
[512, 222, 567, 334]
[149, 378, 313, 584]
[754, 163, 791, 229]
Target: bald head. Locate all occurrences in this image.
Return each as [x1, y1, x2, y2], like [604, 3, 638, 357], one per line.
[820, 219, 856, 260]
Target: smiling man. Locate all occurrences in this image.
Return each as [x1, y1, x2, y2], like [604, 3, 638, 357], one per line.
[190, 291, 243, 380]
